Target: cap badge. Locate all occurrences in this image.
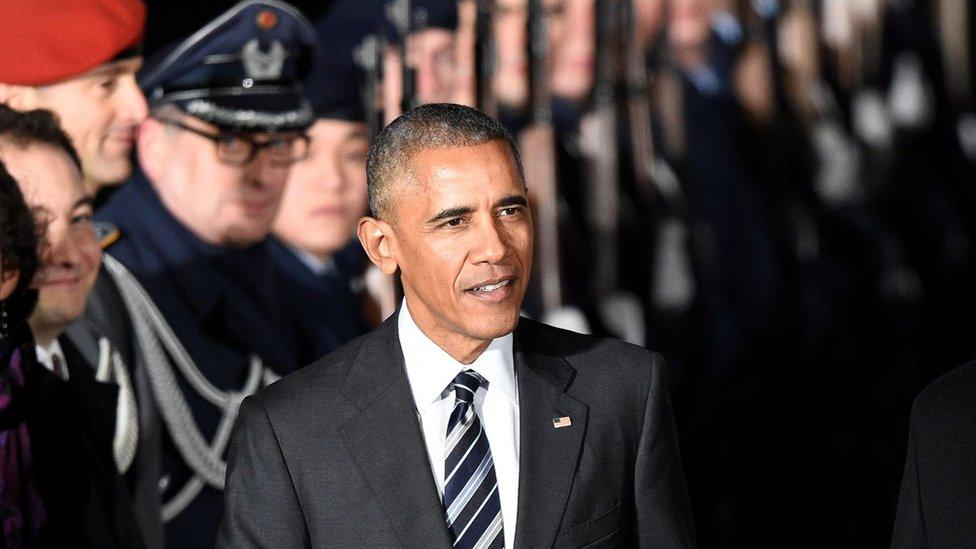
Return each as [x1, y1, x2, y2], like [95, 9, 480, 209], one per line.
[241, 39, 286, 80]
[256, 10, 278, 29]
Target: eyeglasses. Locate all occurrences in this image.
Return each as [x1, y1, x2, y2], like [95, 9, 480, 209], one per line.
[158, 118, 310, 167]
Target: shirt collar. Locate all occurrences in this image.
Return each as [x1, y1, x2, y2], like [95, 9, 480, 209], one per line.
[398, 298, 517, 412]
[285, 242, 336, 277]
[35, 338, 66, 377]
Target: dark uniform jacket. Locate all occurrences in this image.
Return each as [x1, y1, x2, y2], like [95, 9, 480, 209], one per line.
[268, 237, 370, 365]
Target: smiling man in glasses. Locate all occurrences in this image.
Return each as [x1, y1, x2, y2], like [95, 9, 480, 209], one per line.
[91, 2, 319, 547]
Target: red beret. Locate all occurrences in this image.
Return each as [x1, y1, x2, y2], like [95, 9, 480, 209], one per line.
[0, 0, 146, 86]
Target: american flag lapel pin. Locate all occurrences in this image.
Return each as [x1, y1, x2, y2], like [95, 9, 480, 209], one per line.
[552, 416, 572, 429]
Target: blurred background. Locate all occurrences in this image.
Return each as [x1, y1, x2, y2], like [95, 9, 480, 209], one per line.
[146, 0, 976, 544]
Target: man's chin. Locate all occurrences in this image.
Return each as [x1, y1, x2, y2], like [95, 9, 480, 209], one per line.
[466, 310, 521, 340]
[30, 305, 86, 335]
[87, 158, 134, 189]
[281, 221, 348, 255]
[222, 223, 273, 248]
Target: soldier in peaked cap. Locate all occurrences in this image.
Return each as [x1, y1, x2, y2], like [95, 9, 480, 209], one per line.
[0, 0, 148, 200]
[87, 2, 319, 547]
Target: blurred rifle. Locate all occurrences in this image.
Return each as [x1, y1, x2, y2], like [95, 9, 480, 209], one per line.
[820, 0, 856, 92]
[579, 0, 646, 345]
[582, 0, 620, 295]
[384, 0, 420, 121]
[353, 33, 386, 139]
[937, 0, 972, 109]
[354, 32, 401, 320]
[856, 0, 884, 88]
[399, 0, 420, 112]
[476, 0, 498, 117]
[520, 0, 588, 333]
[622, 0, 654, 194]
[632, 0, 695, 320]
[455, 0, 479, 106]
[411, 5, 429, 108]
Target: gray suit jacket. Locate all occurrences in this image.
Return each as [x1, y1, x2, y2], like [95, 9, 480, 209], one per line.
[891, 360, 976, 548]
[217, 314, 695, 548]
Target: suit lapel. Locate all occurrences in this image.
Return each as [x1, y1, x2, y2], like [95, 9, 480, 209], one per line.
[339, 314, 453, 548]
[513, 323, 589, 549]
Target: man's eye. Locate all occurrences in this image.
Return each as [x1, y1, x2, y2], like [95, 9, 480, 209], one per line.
[343, 152, 366, 163]
[267, 136, 291, 151]
[99, 78, 119, 93]
[220, 135, 250, 154]
[72, 212, 94, 224]
[443, 217, 465, 228]
[499, 206, 522, 217]
[342, 146, 367, 163]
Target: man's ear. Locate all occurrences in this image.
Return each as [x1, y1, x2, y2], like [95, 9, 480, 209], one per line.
[0, 268, 21, 301]
[357, 216, 400, 275]
[0, 84, 39, 110]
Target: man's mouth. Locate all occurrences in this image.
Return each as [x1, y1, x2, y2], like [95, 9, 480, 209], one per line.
[35, 274, 81, 287]
[312, 204, 345, 217]
[472, 279, 510, 292]
[465, 278, 516, 302]
[106, 128, 136, 147]
[240, 196, 273, 213]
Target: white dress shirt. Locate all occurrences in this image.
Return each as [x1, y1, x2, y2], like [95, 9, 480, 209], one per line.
[35, 338, 68, 380]
[399, 299, 520, 548]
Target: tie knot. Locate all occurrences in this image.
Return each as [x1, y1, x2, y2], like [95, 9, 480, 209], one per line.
[450, 369, 485, 405]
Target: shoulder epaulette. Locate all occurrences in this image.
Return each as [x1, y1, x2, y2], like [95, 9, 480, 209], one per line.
[94, 221, 121, 250]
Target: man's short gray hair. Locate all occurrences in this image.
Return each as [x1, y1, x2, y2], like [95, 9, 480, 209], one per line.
[365, 103, 524, 221]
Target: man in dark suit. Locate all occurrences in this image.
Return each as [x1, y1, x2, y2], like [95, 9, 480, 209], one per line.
[219, 103, 695, 548]
[891, 360, 976, 547]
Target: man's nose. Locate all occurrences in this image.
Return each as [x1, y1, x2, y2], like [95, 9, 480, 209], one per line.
[472, 219, 508, 264]
[244, 149, 289, 188]
[42, 222, 80, 267]
[116, 75, 148, 125]
[313, 156, 345, 192]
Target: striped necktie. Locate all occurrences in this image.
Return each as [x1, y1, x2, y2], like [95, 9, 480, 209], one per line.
[444, 370, 505, 549]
